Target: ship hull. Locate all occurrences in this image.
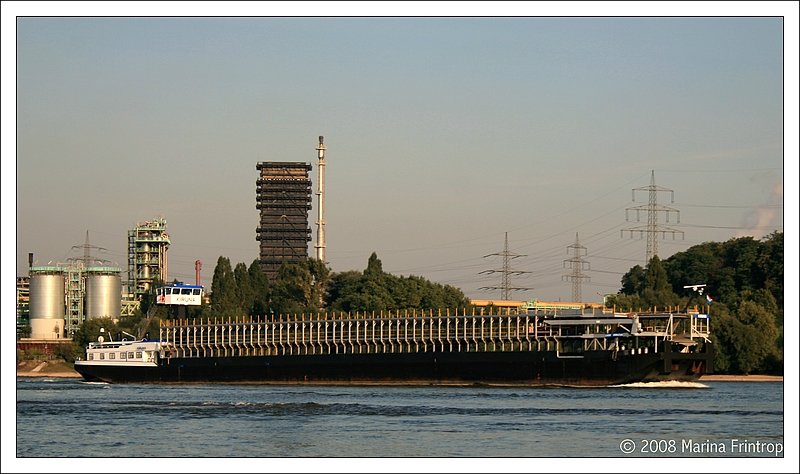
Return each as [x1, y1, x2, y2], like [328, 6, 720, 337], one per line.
[75, 344, 712, 386]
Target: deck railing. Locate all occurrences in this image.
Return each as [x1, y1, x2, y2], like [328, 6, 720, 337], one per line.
[158, 308, 704, 358]
[160, 309, 564, 358]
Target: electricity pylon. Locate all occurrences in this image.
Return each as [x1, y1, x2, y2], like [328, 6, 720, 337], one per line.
[479, 232, 532, 300]
[622, 170, 684, 264]
[562, 232, 590, 302]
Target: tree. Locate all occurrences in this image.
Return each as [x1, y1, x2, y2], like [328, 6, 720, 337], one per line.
[248, 260, 271, 316]
[712, 300, 779, 374]
[271, 262, 314, 314]
[620, 264, 645, 295]
[614, 257, 677, 309]
[307, 258, 332, 311]
[641, 256, 678, 308]
[234, 262, 254, 315]
[211, 256, 239, 317]
[326, 253, 469, 312]
[72, 317, 119, 349]
[327, 270, 366, 312]
[365, 252, 383, 277]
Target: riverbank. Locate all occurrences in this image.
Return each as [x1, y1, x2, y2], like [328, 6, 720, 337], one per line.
[699, 374, 783, 382]
[16, 360, 81, 378]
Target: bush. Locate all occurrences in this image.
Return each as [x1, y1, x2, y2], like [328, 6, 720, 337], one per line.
[23, 349, 46, 361]
[54, 343, 78, 363]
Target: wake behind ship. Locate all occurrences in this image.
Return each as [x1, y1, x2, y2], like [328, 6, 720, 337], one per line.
[74, 304, 713, 386]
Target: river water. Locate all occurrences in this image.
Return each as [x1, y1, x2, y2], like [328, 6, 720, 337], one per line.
[10, 377, 789, 472]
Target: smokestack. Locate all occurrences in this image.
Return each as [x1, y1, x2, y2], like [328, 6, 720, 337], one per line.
[195, 260, 202, 286]
[315, 135, 326, 262]
[28, 252, 33, 269]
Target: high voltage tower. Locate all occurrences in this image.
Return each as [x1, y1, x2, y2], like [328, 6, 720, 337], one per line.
[622, 170, 684, 264]
[70, 230, 108, 266]
[562, 232, 590, 302]
[479, 232, 532, 300]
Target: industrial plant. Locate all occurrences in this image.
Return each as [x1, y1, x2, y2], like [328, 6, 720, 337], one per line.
[17, 138, 327, 343]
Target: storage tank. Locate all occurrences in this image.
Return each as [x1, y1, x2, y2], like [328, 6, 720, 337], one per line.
[85, 266, 122, 320]
[29, 266, 65, 340]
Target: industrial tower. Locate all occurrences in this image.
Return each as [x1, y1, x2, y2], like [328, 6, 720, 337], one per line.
[128, 217, 170, 300]
[255, 161, 313, 280]
[315, 136, 327, 262]
[479, 232, 532, 300]
[622, 170, 683, 264]
[562, 232, 590, 302]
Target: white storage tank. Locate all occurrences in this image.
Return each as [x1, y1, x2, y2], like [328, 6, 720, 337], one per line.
[85, 266, 122, 320]
[29, 266, 65, 339]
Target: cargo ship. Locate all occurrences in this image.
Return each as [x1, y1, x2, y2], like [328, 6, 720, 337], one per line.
[74, 301, 714, 386]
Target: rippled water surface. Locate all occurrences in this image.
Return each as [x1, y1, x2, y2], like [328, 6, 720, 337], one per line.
[15, 378, 784, 461]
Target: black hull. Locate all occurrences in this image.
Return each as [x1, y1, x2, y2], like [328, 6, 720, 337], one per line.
[75, 343, 712, 386]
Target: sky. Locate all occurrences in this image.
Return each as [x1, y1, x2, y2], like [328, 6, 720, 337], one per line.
[7, 5, 795, 306]
[3, 2, 798, 472]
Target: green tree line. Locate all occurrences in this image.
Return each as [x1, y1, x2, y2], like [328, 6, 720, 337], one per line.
[606, 231, 783, 374]
[205, 251, 470, 318]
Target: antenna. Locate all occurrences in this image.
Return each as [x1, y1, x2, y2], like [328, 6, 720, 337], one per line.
[479, 232, 532, 300]
[315, 135, 327, 262]
[562, 232, 590, 302]
[622, 170, 684, 264]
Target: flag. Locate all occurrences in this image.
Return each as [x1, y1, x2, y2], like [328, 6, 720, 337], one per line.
[706, 294, 713, 305]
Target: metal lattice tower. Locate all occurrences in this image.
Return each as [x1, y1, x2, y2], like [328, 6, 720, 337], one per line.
[562, 232, 590, 302]
[71, 231, 107, 267]
[622, 170, 684, 264]
[479, 232, 532, 300]
[67, 231, 111, 333]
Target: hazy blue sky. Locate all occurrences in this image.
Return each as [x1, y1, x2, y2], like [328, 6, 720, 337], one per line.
[5, 5, 796, 306]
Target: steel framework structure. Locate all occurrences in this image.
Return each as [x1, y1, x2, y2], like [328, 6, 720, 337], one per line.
[255, 161, 313, 280]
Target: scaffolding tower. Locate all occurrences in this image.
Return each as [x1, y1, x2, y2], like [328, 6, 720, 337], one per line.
[256, 161, 313, 280]
[128, 217, 170, 300]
